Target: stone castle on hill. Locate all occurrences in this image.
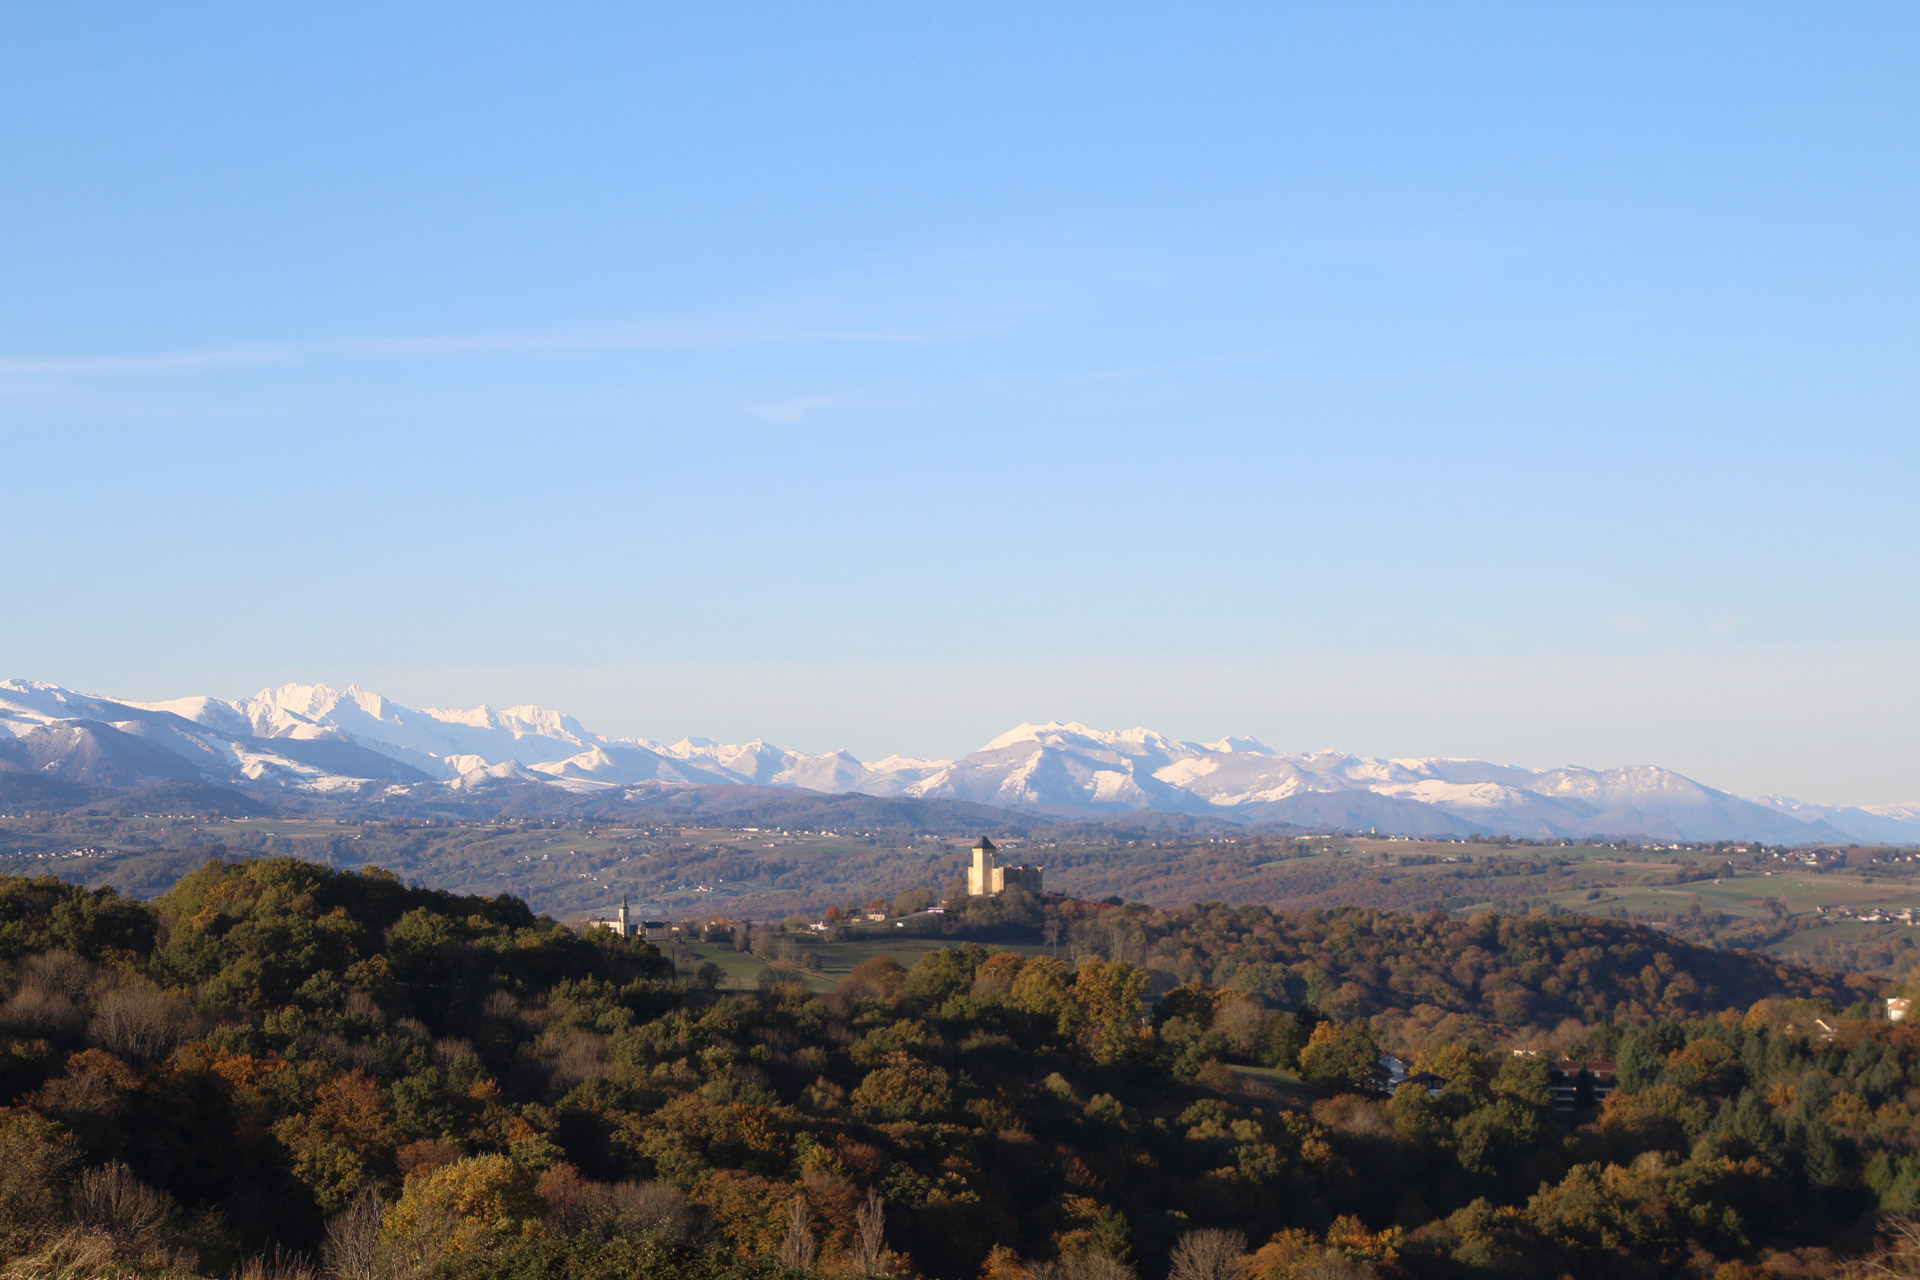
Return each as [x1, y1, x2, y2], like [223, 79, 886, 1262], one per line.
[967, 837, 1042, 896]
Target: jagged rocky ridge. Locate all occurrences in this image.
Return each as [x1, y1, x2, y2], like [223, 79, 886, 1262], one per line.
[0, 679, 1910, 844]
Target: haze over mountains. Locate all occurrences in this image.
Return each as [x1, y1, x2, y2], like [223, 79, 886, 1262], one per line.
[0, 678, 1912, 846]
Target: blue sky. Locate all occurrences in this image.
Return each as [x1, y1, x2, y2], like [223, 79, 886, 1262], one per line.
[2, 4, 1916, 803]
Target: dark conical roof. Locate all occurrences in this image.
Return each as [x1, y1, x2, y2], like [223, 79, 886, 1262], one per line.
[971, 837, 997, 851]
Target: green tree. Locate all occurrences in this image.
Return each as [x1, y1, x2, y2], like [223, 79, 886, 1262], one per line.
[1298, 1020, 1385, 1095]
[851, 1056, 953, 1122]
[382, 1153, 543, 1251]
[0, 1108, 78, 1239]
[1072, 958, 1148, 1067]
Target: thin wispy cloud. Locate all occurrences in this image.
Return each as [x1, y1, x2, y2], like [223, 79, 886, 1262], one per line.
[750, 393, 844, 424]
[0, 347, 296, 376]
[0, 317, 1009, 379]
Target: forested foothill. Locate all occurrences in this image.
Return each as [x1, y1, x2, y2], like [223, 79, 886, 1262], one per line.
[2, 857, 1920, 1278]
[8, 801, 1920, 978]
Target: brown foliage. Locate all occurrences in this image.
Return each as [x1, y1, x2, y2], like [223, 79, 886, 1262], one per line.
[972, 952, 1025, 1000]
[1843, 1218, 1920, 1278]
[848, 1187, 888, 1277]
[0, 1108, 79, 1233]
[1168, 1229, 1248, 1280]
[538, 1027, 610, 1092]
[536, 1163, 690, 1240]
[690, 1169, 791, 1256]
[15, 952, 94, 1002]
[318, 1190, 383, 1280]
[835, 957, 907, 1011]
[86, 982, 193, 1064]
[69, 1162, 171, 1250]
[396, 1138, 464, 1180]
[776, 1194, 818, 1271]
[1, 984, 83, 1041]
[26, 1050, 140, 1150]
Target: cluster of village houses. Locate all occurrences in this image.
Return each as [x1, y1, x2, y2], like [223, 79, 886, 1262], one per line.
[1817, 904, 1920, 924]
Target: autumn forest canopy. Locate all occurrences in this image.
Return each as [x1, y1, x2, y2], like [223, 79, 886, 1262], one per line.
[3, 857, 1920, 1280]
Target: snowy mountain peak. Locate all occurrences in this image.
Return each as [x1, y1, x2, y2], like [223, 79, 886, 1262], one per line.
[1, 678, 1915, 845]
[341, 685, 393, 720]
[422, 703, 498, 729]
[980, 721, 1197, 757]
[1204, 736, 1275, 755]
[980, 721, 1077, 751]
[248, 682, 346, 719]
[0, 678, 63, 697]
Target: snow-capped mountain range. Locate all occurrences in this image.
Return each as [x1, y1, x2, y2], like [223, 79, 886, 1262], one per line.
[1, 678, 1912, 845]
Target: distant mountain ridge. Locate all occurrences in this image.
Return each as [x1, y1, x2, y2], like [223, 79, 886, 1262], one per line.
[0, 678, 1908, 845]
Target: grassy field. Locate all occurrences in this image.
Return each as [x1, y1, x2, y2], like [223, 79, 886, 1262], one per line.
[1558, 868, 1916, 912]
[811, 937, 951, 981]
[675, 940, 836, 993]
[1349, 841, 1920, 919]
[1228, 1064, 1322, 1107]
[810, 936, 1061, 982]
[1766, 920, 1907, 958]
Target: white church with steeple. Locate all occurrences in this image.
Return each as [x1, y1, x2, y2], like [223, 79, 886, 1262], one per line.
[591, 896, 671, 941]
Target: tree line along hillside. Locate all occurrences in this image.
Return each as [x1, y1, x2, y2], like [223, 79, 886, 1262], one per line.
[1067, 901, 1875, 1052]
[0, 857, 1918, 1279]
[16, 812, 1919, 983]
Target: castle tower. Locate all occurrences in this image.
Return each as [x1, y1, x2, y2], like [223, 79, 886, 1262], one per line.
[618, 896, 630, 938]
[968, 837, 998, 896]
